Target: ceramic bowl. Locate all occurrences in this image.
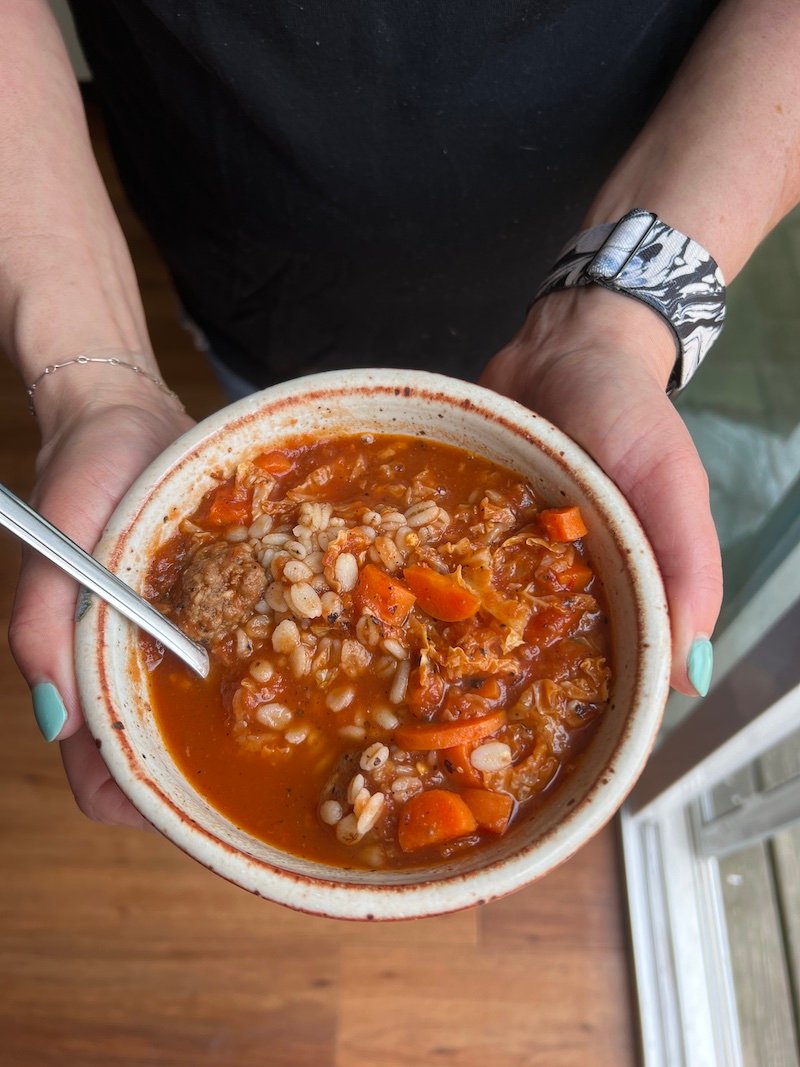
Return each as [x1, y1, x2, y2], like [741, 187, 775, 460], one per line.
[76, 368, 670, 919]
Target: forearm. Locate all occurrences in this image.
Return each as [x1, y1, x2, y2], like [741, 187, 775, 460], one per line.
[0, 0, 167, 437]
[586, 0, 800, 296]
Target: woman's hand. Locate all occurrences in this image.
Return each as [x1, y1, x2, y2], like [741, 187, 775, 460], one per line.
[481, 286, 722, 696]
[9, 381, 194, 828]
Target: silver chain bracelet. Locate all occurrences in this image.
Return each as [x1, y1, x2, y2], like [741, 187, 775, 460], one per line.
[27, 355, 182, 416]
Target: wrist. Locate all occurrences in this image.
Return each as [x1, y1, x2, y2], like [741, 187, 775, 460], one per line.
[521, 286, 678, 390]
[27, 349, 185, 442]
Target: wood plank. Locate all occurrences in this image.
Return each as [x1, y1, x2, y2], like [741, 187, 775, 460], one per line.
[760, 733, 800, 1027]
[718, 845, 799, 1067]
[478, 829, 630, 952]
[336, 941, 634, 1067]
[772, 827, 800, 1029]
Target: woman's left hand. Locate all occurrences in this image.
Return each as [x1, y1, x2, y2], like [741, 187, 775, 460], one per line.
[481, 286, 722, 695]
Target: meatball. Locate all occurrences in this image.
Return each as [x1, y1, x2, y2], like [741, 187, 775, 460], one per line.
[172, 541, 266, 644]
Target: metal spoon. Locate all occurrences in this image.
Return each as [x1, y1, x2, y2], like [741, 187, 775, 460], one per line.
[0, 483, 209, 678]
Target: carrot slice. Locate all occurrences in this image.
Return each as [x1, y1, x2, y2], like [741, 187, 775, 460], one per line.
[403, 566, 480, 622]
[205, 481, 251, 526]
[397, 789, 478, 852]
[438, 744, 483, 788]
[394, 709, 506, 752]
[461, 789, 514, 834]
[253, 450, 293, 475]
[538, 506, 588, 542]
[353, 563, 416, 626]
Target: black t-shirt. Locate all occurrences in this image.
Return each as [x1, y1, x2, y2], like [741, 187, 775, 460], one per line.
[71, 1, 718, 387]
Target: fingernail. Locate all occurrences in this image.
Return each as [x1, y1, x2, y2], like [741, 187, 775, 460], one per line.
[32, 682, 67, 741]
[687, 638, 714, 697]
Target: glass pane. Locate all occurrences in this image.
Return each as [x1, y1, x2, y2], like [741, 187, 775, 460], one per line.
[704, 723, 800, 823]
[658, 207, 800, 741]
[676, 204, 800, 600]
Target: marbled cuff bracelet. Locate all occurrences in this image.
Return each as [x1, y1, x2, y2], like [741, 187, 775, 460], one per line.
[534, 208, 726, 394]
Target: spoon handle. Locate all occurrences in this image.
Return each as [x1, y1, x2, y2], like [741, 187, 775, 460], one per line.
[0, 484, 209, 678]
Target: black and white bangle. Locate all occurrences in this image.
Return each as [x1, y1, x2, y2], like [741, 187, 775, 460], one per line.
[534, 208, 726, 394]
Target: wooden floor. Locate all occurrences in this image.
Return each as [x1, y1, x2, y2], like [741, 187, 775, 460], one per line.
[0, 104, 637, 1067]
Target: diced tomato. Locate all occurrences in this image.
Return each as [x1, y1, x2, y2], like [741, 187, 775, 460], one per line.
[524, 603, 585, 646]
[553, 560, 593, 592]
[205, 481, 252, 526]
[253, 450, 293, 476]
[407, 668, 445, 719]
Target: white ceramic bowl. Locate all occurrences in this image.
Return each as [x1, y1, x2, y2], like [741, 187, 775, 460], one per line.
[76, 368, 670, 919]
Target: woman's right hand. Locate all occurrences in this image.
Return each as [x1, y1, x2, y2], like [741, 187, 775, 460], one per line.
[9, 379, 194, 828]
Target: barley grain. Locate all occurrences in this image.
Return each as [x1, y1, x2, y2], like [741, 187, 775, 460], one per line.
[347, 774, 365, 805]
[287, 581, 323, 619]
[249, 659, 275, 684]
[335, 813, 361, 844]
[285, 539, 308, 560]
[356, 792, 385, 835]
[235, 627, 253, 658]
[334, 552, 358, 591]
[325, 686, 355, 712]
[320, 591, 343, 621]
[248, 514, 273, 539]
[283, 559, 313, 583]
[360, 742, 390, 772]
[265, 581, 288, 612]
[289, 644, 311, 677]
[389, 659, 411, 704]
[470, 741, 513, 772]
[353, 787, 371, 817]
[319, 800, 343, 825]
[355, 613, 382, 648]
[373, 706, 400, 730]
[255, 703, 292, 729]
[225, 525, 249, 543]
[382, 638, 408, 660]
[338, 724, 367, 742]
[272, 618, 300, 653]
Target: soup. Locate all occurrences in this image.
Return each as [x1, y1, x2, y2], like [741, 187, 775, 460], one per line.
[143, 433, 611, 869]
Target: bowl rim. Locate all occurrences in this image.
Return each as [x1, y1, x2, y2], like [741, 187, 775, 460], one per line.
[76, 367, 671, 919]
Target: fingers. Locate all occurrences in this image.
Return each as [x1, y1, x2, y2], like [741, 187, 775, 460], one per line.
[11, 534, 110, 742]
[9, 401, 194, 826]
[61, 725, 153, 830]
[9, 429, 132, 739]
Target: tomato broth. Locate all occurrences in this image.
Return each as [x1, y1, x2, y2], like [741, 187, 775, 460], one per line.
[144, 433, 611, 869]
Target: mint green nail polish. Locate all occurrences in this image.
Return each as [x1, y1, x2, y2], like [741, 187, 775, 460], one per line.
[687, 638, 714, 697]
[32, 682, 67, 742]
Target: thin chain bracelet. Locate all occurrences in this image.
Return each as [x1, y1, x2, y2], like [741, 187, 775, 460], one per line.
[27, 355, 183, 416]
